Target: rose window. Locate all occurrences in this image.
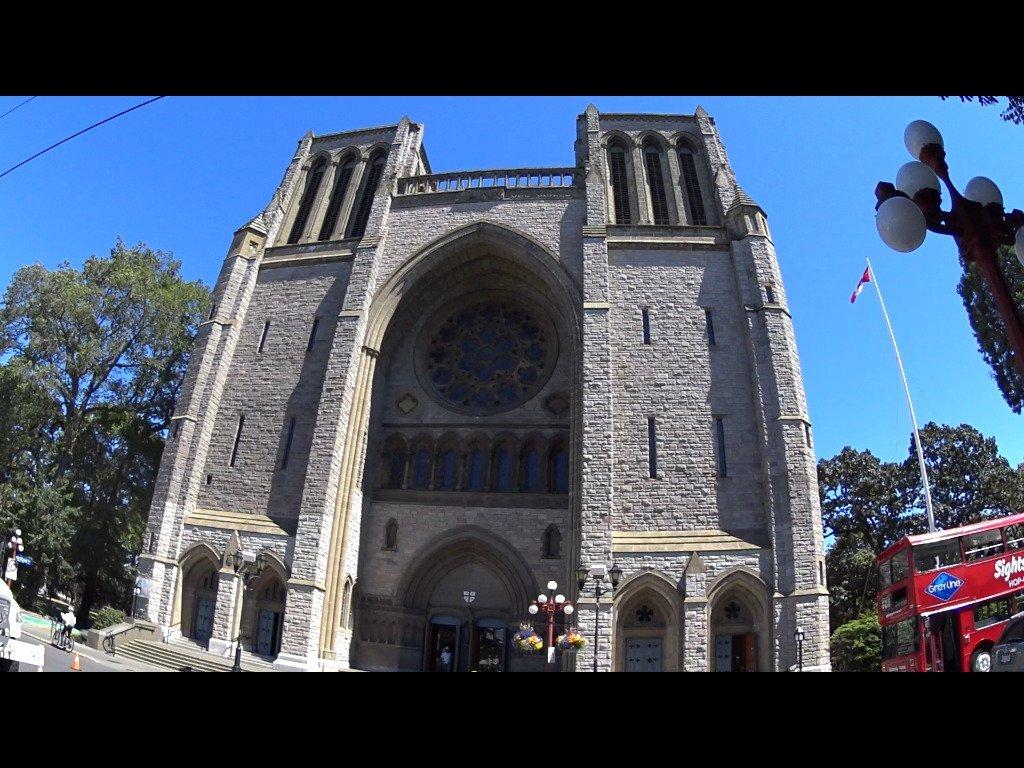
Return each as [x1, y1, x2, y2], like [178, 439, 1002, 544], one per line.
[421, 300, 556, 414]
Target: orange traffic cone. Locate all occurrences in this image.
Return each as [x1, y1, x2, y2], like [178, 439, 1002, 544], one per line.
[70, 652, 81, 672]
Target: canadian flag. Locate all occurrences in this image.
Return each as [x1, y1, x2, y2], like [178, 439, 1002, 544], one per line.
[850, 267, 871, 303]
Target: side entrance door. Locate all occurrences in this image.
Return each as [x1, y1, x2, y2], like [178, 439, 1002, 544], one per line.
[194, 597, 215, 644]
[256, 609, 278, 656]
[625, 637, 663, 672]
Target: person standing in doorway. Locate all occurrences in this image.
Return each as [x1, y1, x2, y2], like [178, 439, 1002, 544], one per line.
[440, 645, 453, 672]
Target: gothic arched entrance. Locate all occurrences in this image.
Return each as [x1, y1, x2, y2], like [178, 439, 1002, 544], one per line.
[707, 570, 771, 672]
[175, 544, 220, 647]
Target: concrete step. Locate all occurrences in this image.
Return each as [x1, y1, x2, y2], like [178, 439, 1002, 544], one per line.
[115, 639, 269, 672]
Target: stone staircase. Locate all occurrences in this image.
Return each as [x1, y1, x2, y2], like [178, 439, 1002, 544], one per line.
[113, 638, 274, 672]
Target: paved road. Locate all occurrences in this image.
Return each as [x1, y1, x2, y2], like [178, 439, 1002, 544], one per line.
[14, 630, 148, 672]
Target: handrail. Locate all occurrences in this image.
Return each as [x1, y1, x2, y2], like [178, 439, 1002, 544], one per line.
[100, 621, 137, 655]
[398, 167, 580, 196]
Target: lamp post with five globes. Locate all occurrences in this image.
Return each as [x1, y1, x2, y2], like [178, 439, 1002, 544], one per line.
[528, 580, 575, 671]
[874, 119, 1024, 378]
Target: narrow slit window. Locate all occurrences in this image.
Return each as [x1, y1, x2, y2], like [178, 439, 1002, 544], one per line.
[307, 317, 320, 352]
[280, 416, 297, 470]
[172, 421, 181, 439]
[647, 417, 658, 478]
[804, 423, 812, 448]
[642, 308, 651, 345]
[715, 416, 727, 478]
[765, 284, 776, 304]
[206, 474, 213, 485]
[208, 303, 217, 321]
[705, 309, 716, 346]
[258, 320, 271, 353]
[229, 414, 245, 468]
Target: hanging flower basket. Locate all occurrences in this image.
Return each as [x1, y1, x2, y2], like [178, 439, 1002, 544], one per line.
[512, 623, 544, 653]
[556, 627, 587, 653]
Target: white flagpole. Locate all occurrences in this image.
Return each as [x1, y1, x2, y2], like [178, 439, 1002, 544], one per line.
[866, 257, 936, 532]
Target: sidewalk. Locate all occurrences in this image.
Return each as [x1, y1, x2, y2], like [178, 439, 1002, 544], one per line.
[19, 613, 165, 672]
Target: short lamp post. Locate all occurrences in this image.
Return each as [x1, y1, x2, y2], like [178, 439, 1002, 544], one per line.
[795, 627, 805, 672]
[874, 120, 1024, 377]
[528, 580, 574, 671]
[575, 562, 623, 673]
[229, 549, 267, 673]
[3, 529, 24, 587]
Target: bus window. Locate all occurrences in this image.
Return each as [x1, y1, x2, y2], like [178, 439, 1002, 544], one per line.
[891, 551, 909, 584]
[878, 558, 892, 589]
[962, 529, 1004, 562]
[974, 596, 1013, 629]
[882, 617, 918, 659]
[1013, 590, 1024, 615]
[914, 539, 962, 573]
[1004, 524, 1024, 552]
[881, 586, 908, 615]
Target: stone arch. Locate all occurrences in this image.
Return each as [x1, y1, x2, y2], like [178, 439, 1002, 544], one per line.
[613, 570, 681, 671]
[408, 433, 435, 490]
[363, 221, 583, 352]
[396, 526, 539, 618]
[519, 432, 547, 493]
[321, 221, 583, 655]
[489, 431, 519, 493]
[173, 542, 222, 644]
[705, 567, 771, 672]
[240, 553, 289, 658]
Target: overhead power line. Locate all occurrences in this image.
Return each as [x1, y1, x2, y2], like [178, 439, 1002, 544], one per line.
[0, 96, 166, 181]
[0, 96, 37, 122]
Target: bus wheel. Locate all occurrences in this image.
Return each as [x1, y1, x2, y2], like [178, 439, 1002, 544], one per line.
[971, 647, 992, 672]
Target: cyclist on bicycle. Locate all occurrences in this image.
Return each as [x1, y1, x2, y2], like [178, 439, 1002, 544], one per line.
[60, 606, 76, 643]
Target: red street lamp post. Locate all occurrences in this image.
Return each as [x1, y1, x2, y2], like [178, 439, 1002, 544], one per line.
[874, 119, 1024, 378]
[528, 580, 574, 671]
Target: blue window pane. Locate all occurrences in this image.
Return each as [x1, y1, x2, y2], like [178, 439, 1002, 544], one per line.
[389, 449, 406, 488]
[524, 449, 542, 492]
[495, 448, 513, 492]
[413, 448, 431, 489]
[440, 450, 456, 490]
[469, 449, 487, 491]
[553, 448, 568, 493]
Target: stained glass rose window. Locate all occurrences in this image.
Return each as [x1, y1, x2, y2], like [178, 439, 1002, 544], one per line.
[420, 300, 556, 414]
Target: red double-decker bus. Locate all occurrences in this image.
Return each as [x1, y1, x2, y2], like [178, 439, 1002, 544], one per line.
[876, 511, 1024, 672]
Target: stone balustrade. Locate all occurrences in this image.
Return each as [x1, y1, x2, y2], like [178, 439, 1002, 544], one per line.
[397, 167, 579, 196]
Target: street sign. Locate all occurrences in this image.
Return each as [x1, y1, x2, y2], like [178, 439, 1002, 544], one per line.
[14, 554, 33, 567]
[4, 560, 17, 582]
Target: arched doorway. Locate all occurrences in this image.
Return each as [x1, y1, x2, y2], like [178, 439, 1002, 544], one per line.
[176, 545, 220, 646]
[707, 570, 770, 672]
[374, 526, 540, 672]
[240, 555, 288, 658]
[613, 572, 680, 672]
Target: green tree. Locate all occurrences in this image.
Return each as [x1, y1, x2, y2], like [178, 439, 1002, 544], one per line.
[0, 240, 208, 621]
[909, 422, 1024, 530]
[818, 446, 919, 558]
[825, 532, 879, 629]
[830, 613, 882, 672]
[957, 246, 1024, 414]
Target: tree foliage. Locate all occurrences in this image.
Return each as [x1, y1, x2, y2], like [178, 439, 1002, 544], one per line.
[819, 422, 1024, 631]
[0, 241, 208, 620]
[958, 246, 1024, 414]
[942, 96, 1024, 125]
[830, 613, 882, 673]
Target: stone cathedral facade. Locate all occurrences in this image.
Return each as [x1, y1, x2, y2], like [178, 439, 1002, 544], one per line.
[137, 105, 831, 672]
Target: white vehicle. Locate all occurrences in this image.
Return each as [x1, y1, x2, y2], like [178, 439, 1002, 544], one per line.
[0, 580, 45, 672]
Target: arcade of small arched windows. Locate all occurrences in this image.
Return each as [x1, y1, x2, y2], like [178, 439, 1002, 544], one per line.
[605, 134, 710, 227]
[377, 433, 570, 494]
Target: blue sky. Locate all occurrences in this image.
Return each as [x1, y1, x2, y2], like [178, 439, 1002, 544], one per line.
[1, 95, 1021, 468]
